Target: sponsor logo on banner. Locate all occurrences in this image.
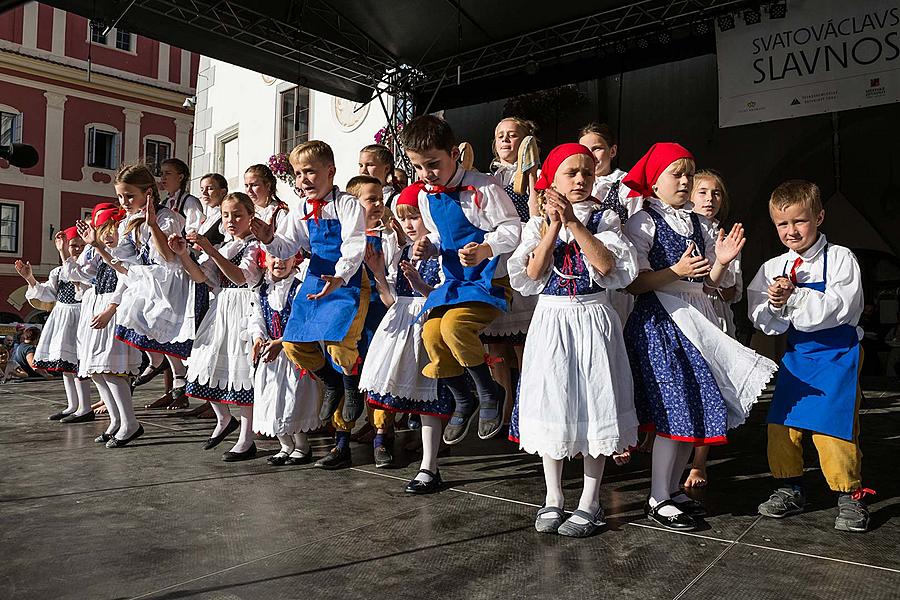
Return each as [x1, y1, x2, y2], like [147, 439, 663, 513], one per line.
[716, 0, 900, 127]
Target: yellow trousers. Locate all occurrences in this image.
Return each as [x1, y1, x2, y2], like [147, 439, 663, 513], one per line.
[767, 355, 863, 493]
[368, 406, 390, 430]
[422, 302, 501, 379]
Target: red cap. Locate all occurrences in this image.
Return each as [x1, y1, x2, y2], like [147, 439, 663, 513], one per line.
[63, 226, 80, 241]
[395, 182, 425, 208]
[534, 143, 595, 191]
[90, 202, 118, 223]
[622, 142, 694, 198]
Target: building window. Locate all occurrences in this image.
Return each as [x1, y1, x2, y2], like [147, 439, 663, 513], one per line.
[87, 126, 120, 170]
[0, 203, 20, 253]
[145, 139, 171, 176]
[0, 111, 22, 146]
[279, 86, 310, 154]
[90, 22, 107, 45]
[115, 28, 132, 51]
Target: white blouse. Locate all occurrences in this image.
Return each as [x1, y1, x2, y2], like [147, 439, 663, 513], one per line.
[263, 188, 366, 285]
[111, 207, 185, 267]
[197, 238, 263, 290]
[747, 234, 864, 339]
[62, 248, 126, 305]
[507, 201, 639, 296]
[592, 169, 642, 218]
[25, 266, 83, 303]
[418, 168, 521, 277]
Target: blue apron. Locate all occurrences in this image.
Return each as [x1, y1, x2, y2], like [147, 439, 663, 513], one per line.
[282, 190, 363, 343]
[769, 245, 860, 441]
[420, 183, 508, 314]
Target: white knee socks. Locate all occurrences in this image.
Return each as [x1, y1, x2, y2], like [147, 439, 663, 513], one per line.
[102, 374, 139, 439]
[209, 401, 232, 436]
[93, 375, 121, 435]
[228, 406, 254, 453]
[61, 373, 79, 414]
[542, 455, 565, 511]
[276, 434, 294, 455]
[650, 436, 693, 517]
[291, 432, 310, 457]
[415, 415, 443, 483]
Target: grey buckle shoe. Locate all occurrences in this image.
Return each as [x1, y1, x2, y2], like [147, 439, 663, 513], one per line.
[477, 387, 506, 440]
[534, 506, 566, 534]
[758, 486, 805, 518]
[558, 506, 605, 538]
[835, 492, 872, 533]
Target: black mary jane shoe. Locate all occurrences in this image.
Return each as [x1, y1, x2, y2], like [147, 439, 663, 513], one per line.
[49, 411, 72, 421]
[203, 416, 239, 450]
[60, 412, 96, 424]
[105, 425, 145, 448]
[131, 362, 170, 392]
[670, 492, 707, 517]
[404, 469, 443, 495]
[266, 451, 290, 466]
[285, 451, 312, 465]
[645, 499, 698, 531]
[222, 443, 257, 462]
[94, 432, 115, 444]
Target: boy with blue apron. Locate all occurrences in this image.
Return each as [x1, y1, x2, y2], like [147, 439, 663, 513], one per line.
[257, 141, 369, 470]
[400, 116, 522, 447]
[747, 180, 873, 533]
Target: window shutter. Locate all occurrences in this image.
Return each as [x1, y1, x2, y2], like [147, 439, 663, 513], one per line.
[87, 127, 96, 166]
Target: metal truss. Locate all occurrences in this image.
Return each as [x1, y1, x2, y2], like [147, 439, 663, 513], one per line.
[415, 0, 759, 94]
[120, 0, 403, 93]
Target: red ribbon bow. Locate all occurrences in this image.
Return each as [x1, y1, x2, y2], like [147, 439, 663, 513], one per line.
[301, 198, 330, 224]
[789, 257, 803, 284]
[850, 487, 876, 501]
[429, 184, 482, 209]
[483, 353, 504, 367]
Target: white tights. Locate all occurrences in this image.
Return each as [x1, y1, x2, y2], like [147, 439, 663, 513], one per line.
[62, 373, 92, 416]
[414, 415, 443, 483]
[649, 436, 695, 517]
[93, 374, 138, 439]
[541, 454, 606, 524]
[209, 402, 254, 453]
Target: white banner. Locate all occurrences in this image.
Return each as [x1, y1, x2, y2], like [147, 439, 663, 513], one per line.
[716, 0, 900, 128]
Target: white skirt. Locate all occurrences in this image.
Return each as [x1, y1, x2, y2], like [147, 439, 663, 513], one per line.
[118, 265, 198, 344]
[253, 353, 323, 436]
[482, 288, 536, 340]
[603, 289, 634, 328]
[76, 289, 142, 378]
[34, 302, 80, 366]
[359, 296, 437, 402]
[518, 293, 639, 459]
[654, 281, 777, 429]
[186, 287, 257, 391]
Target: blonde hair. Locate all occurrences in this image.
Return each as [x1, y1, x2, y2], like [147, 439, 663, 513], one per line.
[244, 164, 282, 204]
[694, 169, 730, 223]
[289, 140, 335, 167]
[96, 218, 119, 242]
[394, 203, 421, 220]
[669, 157, 696, 177]
[492, 117, 537, 162]
[346, 175, 382, 199]
[220, 192, 255, 216]
[769, 180, 823, 215]
[116, 163, 162, 244]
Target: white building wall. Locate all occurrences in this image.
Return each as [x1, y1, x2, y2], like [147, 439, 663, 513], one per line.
[191, 58, 391, 208]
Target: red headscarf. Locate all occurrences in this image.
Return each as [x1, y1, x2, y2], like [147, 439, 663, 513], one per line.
[63, 226, 80, 241]
[622, 142, 694, 198]
[534, 143, 595, 191]
[395, 182, 425, 208]
[93, 207, 125, 228]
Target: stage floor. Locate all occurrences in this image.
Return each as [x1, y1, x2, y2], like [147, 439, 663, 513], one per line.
[1, 379, 898, 600]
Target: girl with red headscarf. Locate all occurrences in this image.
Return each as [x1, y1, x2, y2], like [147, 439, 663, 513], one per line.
[15, 226, 92, 422]
[621, 143, 776, 530]
[68, 206, 145, 447]
[507, 143, 640, 538]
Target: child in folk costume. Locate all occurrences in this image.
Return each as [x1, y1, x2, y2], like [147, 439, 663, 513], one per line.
[251, 141, 369, 471]
[346, 175, 397, 467]
[245, 164, 289, 232]
[507, 144, 639, 537]
[197, 173, 228, 248]
[171, 193, 263, 462]
[358, 144, 402, 208]
[360, 183, 450, 492]
[622, 143, 776, 531]
[250, 252, 322, 466]
[160, 158, 204, 233]
[111, 164, 197, 410]
[16, 226, 92, 422]
[401, 115, 521, 445]
[578, 123, 638, 326]
[749, 180, 872, 533]
[68, 206, 144, 447]
[484, 117, 541, 422]
[685, 169, 743, 489]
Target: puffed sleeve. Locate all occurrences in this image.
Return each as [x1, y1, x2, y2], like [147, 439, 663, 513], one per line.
[157, 208, 186, 237]
[108, 268, 127, 305]
[195, 249, 222, 289]
[239, 241, 264, 287]
[264, 206, 311, 261]
[624, 210, 656, 272]
[508, 217, 550, 296]
[110, 221, 140, 265]
[747, 260, 790, 335]
[25, 267, 60, 303]
[587, 211, 639, 290]
[383, 231, 402, 299]
[62, 248, 99, 284]
[182, 195, 205, 233]
[479, 182, 521, 257]
[782, 247, 863, 333]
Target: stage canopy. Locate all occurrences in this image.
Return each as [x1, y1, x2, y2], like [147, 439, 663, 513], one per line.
[0, 0, 763, 110]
